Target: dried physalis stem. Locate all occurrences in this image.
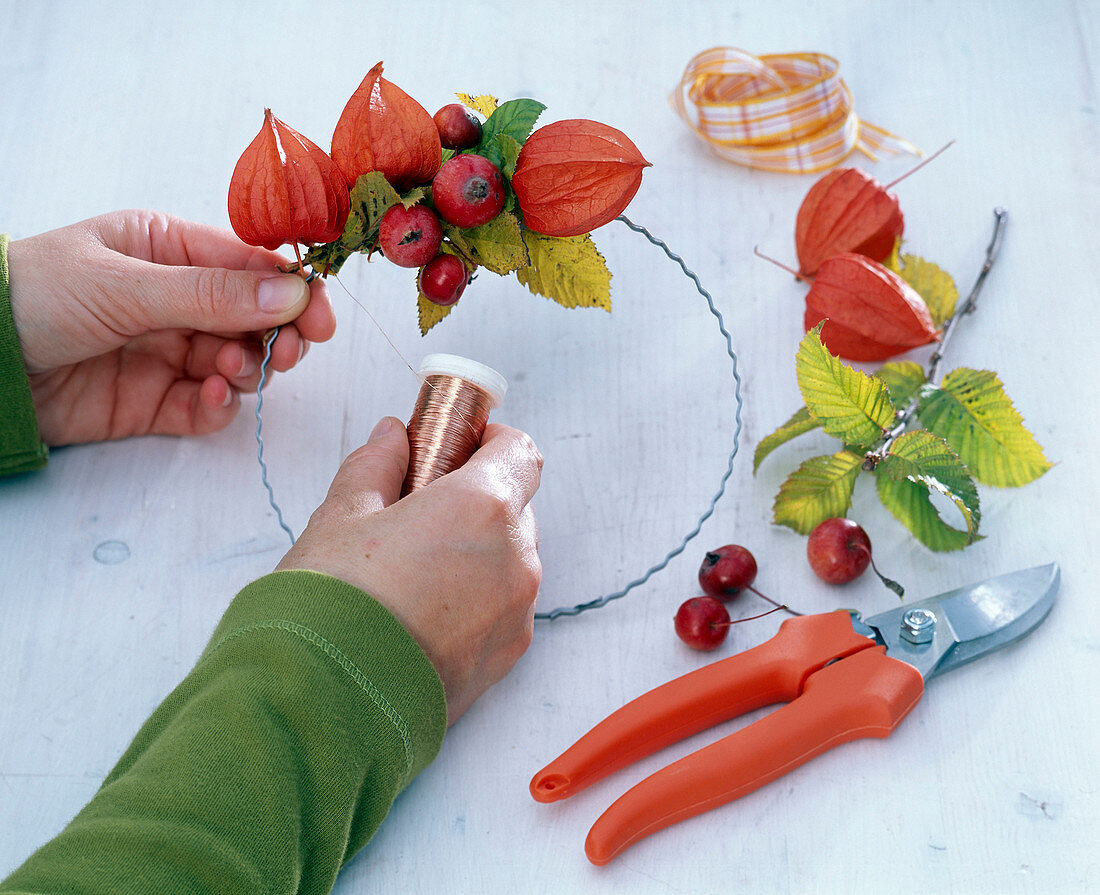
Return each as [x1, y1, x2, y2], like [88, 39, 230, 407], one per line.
[512, 119, 651, 236]
[228, 109, 350, 251]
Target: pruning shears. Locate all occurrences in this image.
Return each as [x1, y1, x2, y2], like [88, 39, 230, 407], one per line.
[531, 563, 1060, 865]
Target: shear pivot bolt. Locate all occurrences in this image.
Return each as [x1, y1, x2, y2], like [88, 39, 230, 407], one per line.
[901, 608, 936, 644]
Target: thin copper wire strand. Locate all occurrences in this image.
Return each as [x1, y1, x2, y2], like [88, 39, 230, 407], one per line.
[402, 375, 494, 495]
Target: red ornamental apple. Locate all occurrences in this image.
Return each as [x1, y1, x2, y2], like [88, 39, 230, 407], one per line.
[431, 154, 506, 227]
[378, 204, 443, 268]
[434, 103, 482, 150]
[806, 518, 872, 584]
[698, 545, 758, 601]
[418, 254, 471, 306]
[795, 167, 903, 277]
[674, 597, 731, 651]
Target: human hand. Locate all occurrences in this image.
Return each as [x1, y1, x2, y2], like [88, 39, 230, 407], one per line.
[277, 417, 543, 725]
[5, 209, 336, 445]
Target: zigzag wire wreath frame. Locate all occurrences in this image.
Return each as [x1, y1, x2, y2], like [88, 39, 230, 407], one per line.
[253, 215, 745, 621]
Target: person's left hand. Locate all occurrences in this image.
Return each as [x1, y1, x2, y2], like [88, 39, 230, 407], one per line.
[6, 209, 337, 445]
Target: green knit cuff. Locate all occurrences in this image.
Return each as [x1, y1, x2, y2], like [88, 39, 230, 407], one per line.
[0, 234, 48, 475]
[207, 569, 448, 784]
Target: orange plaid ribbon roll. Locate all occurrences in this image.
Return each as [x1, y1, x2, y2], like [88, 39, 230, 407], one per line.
[671, 47, 921, 174]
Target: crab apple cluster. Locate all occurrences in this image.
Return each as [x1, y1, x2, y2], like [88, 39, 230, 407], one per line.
[372, 105, 506, 307]
[674, 526, 901, 651]
[675, 544, 786, 651]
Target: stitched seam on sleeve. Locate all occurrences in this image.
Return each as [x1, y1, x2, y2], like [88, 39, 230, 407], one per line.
[206, 619, 415, 784]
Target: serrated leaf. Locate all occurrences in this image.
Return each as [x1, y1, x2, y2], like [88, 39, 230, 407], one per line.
[918, 368, 1052, 487]
[441, 212, 528, 276]
[348, 170, 401, 247]
[876, 361, 926, 413]
[303, 240, 351, 277]
[875, 430, 981, 549]
[477, 98, 546, 153]
[772, 450, 863, 534]
[796, 324, 895, 449]
[516, 231, 611, 310]
[456, 93, 499, 118]
[400, 186, 429, 209]
[753, 406, 821, 473]
[417, 292, 455, 335]
[885, 251, 958, 328]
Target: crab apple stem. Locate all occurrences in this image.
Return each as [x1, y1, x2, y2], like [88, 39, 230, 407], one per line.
[884, 140, 956, 190]
[716, 605, 789, 629]
[753, 246, 811, 283]
[853, 544, 905, 598]
[747, 585, 804, 616]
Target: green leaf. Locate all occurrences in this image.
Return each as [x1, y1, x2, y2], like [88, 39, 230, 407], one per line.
[442, 212, 528, 276]
[303, 240, 351, 277]
[515, 231, 611, 310]
[494, 133, 524, 178]
[348, 170, 401, 247]
[796, 324, 896, 449]
[918, 368, 1052, 487]
[875, 430, 981, 550]
[417, 291, 455, 336]
[400, 186, 429, 209]
[456, 93, 498, 118]
[875, 361, 926, 413]
[477, 98, 546, 154]
[772, 451, 863, 534]
[753, 406, 821, 473]
[885, 251, 958, 328]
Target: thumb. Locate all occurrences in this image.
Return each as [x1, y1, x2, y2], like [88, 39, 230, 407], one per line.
[130, 261, 310, 333]
[325, 418, 410, 515]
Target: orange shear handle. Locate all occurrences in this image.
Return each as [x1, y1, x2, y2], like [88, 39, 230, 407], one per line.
[531, 611, 871, 804]
[584, 646, 925, 865]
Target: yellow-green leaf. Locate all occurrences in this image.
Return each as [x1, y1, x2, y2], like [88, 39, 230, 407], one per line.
[417, 292, 455, 336]
[918, 368, 1052, 487]
[772, 450, 863, 534]
[400, 186, 429, 209]
[885, 251, 958, 328]
[349, 171, 401, 243]
[456, 93, 498, 118]
[516, 231, 611, 311]
[753, 406, 820, 473]
[442, 212, 528, 276]
[876, 361, 926, 413]
[796, 324, 895, 449]
[875, 430, 981, 549]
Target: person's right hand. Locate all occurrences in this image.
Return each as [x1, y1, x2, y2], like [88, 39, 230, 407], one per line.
[277, 417, 543, 725]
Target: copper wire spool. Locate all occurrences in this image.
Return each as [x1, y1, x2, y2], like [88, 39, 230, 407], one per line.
[401, 354, 508, 496]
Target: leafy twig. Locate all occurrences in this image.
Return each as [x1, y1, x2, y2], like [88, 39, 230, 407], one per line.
[862, 208, 1009, 470]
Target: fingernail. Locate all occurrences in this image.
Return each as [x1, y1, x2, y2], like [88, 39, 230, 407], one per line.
[222, 386, 234, 407]
[237, 350, 257, 378]
[369, 417, 394, 441]
[257, 275, 309, 313]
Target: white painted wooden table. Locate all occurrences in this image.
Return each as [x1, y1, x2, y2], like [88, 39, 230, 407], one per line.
[2, 2, 1097, 892]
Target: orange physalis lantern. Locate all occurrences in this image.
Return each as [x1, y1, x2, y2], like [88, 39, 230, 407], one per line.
[228, 109, 350, 251]
[512, 119, 651, 237]
[330, 62, 443, 192]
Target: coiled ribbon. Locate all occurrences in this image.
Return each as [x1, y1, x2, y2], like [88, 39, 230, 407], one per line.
[671, 48, 921, 174]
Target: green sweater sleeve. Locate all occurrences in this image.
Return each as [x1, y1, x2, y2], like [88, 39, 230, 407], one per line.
[0, 570, 448, 895]
[0, 234, 49, 475]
